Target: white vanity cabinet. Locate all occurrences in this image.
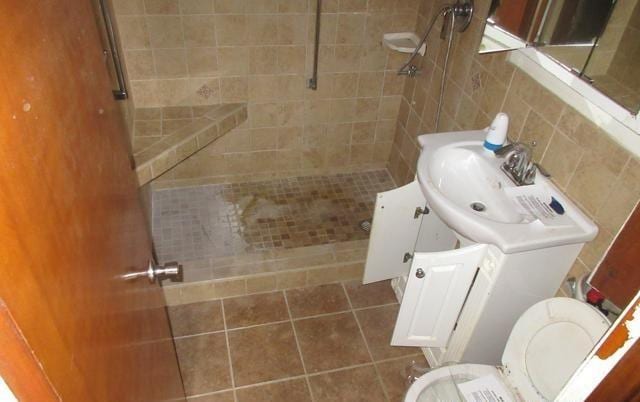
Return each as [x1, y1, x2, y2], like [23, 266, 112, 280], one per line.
[364, 180, 585, 366]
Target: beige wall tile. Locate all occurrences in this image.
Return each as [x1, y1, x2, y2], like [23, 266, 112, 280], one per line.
[220, 76, 248, 102]
[118, 16, 151, 49]
[517, 109, 554, 162]
[595, 157, 640, 233]
[213, 0, 245, 13]
[146, 16, 183, 48]
[186, 47, 218, 77]
[144, 0, 179, 14]
[183, 15, 217, 47]
[179, 0, 213, 14]
[113, 0, 145, 15]
[217, 47, 249, 76]
[154, 48, 188, 78]
[125, 50, 155, 79]
[540, 131, 583, 189]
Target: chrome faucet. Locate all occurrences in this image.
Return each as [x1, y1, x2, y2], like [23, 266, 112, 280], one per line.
[494, 143, 537, 186]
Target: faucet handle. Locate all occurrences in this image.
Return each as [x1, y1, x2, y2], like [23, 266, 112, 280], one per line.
[522, 162, 537, 185]
[494, 143, 515, 157]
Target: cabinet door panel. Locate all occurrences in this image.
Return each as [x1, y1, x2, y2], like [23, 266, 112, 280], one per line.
[391, 244, 487, 347]
[363, 181, 426, 284]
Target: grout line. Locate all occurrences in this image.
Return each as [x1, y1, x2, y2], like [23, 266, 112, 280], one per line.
[342, 282, 391, 402]
[225, 318, 292, 332]
[219, 301, 238, 402]
[282, 290, 315, 402]
[173, 328, 227, 339]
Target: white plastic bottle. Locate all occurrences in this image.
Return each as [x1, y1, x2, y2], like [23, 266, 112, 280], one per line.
[483, 113, 509, 152]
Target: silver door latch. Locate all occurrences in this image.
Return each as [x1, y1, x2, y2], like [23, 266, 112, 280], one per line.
[122, 260, 183, 283]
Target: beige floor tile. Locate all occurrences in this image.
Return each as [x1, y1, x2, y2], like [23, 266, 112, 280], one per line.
[375, 355, 428, 401]
[294, 312, 370, 373]
[168, 300, 224, 337]
[187, 390, 235, 402]
[235, 379, 313, 402]
[175, 333, 232, 395]
[356, 305, 420, 361]
[308, 365, 387, 402]
[286, 283, 350, 318]
[228, 322, 304, 386]
[223, 291, 289, 329]
[344, 280, 398, 308]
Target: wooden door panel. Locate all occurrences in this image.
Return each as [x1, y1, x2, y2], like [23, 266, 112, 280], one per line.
[0, 1, 184, 401]
[590, 204, 640, 308]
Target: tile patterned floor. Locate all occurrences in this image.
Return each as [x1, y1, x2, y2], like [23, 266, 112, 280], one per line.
[152, 170, 395, 264]
[168, 280, 427, 402]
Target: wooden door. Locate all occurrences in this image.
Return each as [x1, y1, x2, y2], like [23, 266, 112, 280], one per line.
[590, 203, 640, 308]
[0, 1, 185, 401]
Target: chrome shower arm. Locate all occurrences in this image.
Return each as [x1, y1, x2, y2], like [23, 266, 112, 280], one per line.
[397, 6, 451, 76]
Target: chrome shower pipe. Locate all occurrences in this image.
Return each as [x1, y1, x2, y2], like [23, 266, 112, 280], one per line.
[308, 0, 322, 90]
[397, 0, 473, 131]
[435, 9, 456, 132]
[397, 5, 452, 77]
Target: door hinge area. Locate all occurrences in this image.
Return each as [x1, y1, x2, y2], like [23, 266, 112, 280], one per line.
[403, 252, 413, 263]
[414, 206, 429, 219]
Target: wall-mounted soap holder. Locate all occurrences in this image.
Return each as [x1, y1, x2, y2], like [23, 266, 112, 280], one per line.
[383, 33, 426, 56]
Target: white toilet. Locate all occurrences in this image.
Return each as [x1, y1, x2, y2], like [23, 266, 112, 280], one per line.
[404, 297, 609, 402]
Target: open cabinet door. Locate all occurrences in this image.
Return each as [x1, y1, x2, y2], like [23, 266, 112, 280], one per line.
[0, 1, 185, 401]
[363, 180, 457, 284]
[391, 245, 487, 347]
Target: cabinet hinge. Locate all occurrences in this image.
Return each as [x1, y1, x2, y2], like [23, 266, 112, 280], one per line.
[414, 206, 429, 219]
[403, 252, 413, 263]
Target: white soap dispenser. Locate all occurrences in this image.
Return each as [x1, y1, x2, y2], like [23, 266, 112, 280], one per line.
[483, 113, 509, 152]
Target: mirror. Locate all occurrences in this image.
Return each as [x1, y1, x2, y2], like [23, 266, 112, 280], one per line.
[479, 0, 640, 114]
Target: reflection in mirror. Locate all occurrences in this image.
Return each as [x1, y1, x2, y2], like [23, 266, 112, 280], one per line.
[479, 0, 640, 114]
[585, 0, 640, 112]
[478, 0, 544, 53]
[538, 0, 615, 87]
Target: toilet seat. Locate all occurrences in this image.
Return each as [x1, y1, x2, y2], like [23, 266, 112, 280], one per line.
[404, 298, 609, 402]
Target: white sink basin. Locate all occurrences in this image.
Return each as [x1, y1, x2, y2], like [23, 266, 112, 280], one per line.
[417, 130, 598, 253]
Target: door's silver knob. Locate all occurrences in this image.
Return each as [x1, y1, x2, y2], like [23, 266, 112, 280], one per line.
[415, 268, 425, 279]
[122, 260, 183, 283]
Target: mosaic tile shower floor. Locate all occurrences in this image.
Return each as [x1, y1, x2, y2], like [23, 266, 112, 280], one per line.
[152, 170, 395, 264]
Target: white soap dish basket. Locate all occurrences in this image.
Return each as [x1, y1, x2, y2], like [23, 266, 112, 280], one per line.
[383, 32, 426, 56]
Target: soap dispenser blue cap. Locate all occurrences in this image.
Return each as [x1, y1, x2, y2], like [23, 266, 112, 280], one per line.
[484, 113, 509, 151]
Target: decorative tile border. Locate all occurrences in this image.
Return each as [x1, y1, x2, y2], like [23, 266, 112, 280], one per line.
[134, 103, 247, 186]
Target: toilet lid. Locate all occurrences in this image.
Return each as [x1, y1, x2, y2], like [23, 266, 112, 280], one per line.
[502, 297, 609, 400]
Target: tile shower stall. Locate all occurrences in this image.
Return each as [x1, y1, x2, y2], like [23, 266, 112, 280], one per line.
[109, 0, 425, 297]
[152, 171, 395, 278]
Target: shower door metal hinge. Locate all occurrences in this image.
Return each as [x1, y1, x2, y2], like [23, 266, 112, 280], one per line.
[414, 206, 429, 219]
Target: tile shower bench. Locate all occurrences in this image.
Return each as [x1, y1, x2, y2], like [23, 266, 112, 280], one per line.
[132, 103, 247, 186]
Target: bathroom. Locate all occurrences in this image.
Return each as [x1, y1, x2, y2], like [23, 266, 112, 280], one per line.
[0, 0, 639, 400]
